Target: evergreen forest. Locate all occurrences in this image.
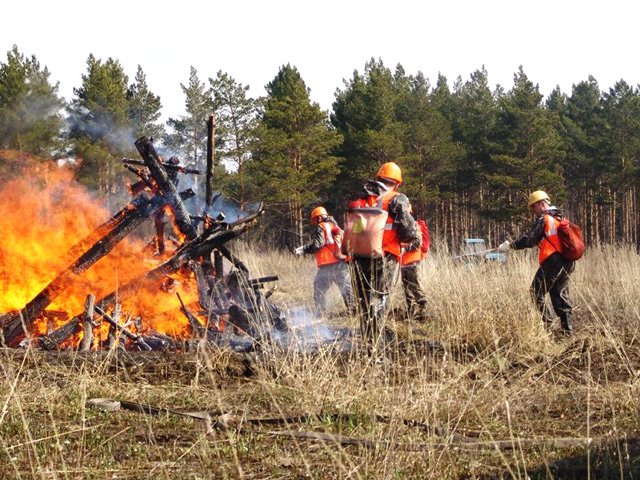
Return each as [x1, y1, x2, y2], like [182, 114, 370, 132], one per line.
[2, 45, 640, 250]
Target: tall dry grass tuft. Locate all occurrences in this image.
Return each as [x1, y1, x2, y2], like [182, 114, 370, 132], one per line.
[1, 243, 640, 478]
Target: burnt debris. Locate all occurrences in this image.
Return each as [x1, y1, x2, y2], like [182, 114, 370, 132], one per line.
[0, 136, 288, 351]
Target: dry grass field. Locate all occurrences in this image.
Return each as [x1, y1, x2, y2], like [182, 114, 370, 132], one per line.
[1, 244, 640, 479]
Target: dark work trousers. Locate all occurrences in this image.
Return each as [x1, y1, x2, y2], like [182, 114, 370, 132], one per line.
[531, 253, 574, 323]
[401, 261, 427, 316]
[351, 255, 400, 342]
[313, 261, 352, 313]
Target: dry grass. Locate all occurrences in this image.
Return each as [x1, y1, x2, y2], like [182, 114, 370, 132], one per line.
[1, 244, 640, 479]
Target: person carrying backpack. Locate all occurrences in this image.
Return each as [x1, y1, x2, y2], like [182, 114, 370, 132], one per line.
[497, 191, 577, 335]
[343, 162, 422, 343]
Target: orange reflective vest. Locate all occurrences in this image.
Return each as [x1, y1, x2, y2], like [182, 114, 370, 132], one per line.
[379, 191, 402, 258]
[538, 214, 563, 264]
[314, 221, 342, 267]
[401, 203, 423, 266]
[401, 245, 422, 266]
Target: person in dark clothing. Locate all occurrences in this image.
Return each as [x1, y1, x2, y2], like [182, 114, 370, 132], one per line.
[295, 206, 352, 314]
[346, 162, 422, 342]
[498, 190, 574, 334]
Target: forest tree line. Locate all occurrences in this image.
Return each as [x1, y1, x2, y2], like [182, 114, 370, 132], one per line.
[1, 45, 640, 250]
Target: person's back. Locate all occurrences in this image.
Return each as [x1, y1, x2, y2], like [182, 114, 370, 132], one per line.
[345, 162, 422, 342]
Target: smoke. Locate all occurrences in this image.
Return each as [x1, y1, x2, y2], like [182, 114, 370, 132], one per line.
[65, 110, 136, 154]
[272, 306, 351, 352]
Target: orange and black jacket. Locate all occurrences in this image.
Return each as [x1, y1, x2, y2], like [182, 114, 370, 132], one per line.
[302, 216, 343, 267]
[355, 180, 421, 260]
[512, 208, 565, 265]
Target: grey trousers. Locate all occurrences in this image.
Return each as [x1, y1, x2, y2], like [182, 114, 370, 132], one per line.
[314, 261, 352, 312]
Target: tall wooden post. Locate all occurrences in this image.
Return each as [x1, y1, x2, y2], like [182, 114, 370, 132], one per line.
[206, 114, 216, 206]
[206, 114, 223, 278]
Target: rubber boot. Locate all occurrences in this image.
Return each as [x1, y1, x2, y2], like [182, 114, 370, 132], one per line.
[560, 313, 573, 335]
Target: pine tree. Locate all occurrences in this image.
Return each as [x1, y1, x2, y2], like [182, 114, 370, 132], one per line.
[331, 58, 404, 198]
[432, 68, 501, 245]
[68, 54, 132, 198]
[562, 76, 607, 242]
[247, 64, 341, 246]
[0, 45, 64, 155]
[600, 80, 640, 242]
[210, 71, 260, 204]
[127, 65, 165, 141]
[450, 67, 498, 194]
[490, 67, 565, 223]
[396, 72, 460, 212]
[164, 67, 214, 180]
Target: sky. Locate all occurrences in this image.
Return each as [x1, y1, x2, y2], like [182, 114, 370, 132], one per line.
[2, 0, 639, 121]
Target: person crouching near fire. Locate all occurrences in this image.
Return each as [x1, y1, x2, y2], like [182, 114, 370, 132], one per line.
[294, 206, 353, 315]
[343, 162, 422, 344]
[497, 191, 575, 335]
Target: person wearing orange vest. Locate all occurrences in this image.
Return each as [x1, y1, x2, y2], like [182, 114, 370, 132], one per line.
[400, 204, 429, 321]
[348, 162, 422, 341]
[498, 191, 574, 334]
[294, 206, 352, 314]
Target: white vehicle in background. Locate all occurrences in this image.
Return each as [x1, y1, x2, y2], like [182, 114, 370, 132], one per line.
[462, 238, 506, 263]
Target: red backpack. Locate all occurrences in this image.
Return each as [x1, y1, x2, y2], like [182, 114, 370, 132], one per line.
[417, 219, 430, 255]
[556, 218, 585, 261]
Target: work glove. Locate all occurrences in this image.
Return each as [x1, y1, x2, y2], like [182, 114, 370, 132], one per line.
[498, 241, 511, 253]
[294, 246, 304, 256]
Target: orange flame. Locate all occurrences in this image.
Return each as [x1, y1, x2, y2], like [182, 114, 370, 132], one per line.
[0, 153, 203, 345]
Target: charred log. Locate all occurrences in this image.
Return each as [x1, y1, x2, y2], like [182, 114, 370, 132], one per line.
[137, 334, 175, 351]
[124, 164, 155, 196]
[176, 292, 218, 342]
[227, 270, 288, 338]
[213, 250, 224, 279]
[134, 137, 197, 241]
[95, 215, 259, 311]
[41, 317, 83, 350]
[79, 294, 95, 352]
[106, 304, 122, 350]
[94, 306, 152, 351]
[189, 260, 211, 310]
[35, 219, 256, 349]
[217, 245, 249, 274]
[228, 304, 252, 335]
[122, 158, 202, 175]
[206, 114, 216, 205]
[153, 211, 167, 255]
[67, 191, 155, 260]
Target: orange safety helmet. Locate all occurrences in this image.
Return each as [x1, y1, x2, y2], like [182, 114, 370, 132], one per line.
[376, 162, 403, 185]
[310, 206, 328, 224]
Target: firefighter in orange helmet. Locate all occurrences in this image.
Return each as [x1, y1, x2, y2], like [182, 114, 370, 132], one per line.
[498, 191, 574, 334]
[346, 162, 422, 342]
[294, 206, 352, 314]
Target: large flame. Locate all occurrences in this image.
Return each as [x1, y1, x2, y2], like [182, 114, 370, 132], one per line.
[0, 152, 200, 344]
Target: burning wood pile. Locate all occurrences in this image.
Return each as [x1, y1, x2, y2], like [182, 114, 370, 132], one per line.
[0, 137, 287, 351]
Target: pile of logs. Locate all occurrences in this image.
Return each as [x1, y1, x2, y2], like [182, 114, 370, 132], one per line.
[0, 137, 287, 350]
